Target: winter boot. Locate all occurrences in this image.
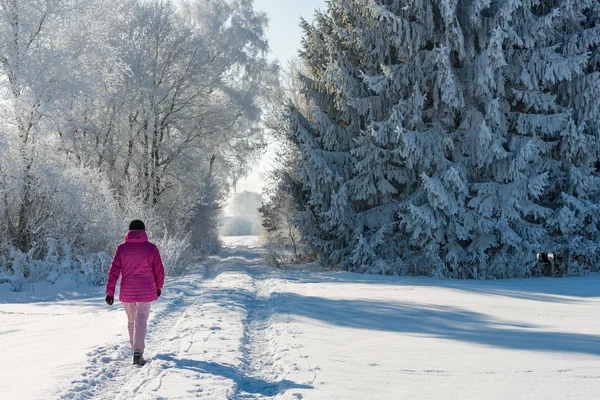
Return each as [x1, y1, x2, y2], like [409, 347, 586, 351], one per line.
[133, 349, 146, 366]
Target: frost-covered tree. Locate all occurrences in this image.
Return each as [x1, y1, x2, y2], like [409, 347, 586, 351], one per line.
[534, 0, 600, 273]
[293, 0, 600, 277]
[294, 0, 459, 272]
[259, 59, 311, 261]
[0, 0, 120, 255]
[68, 0, 273, 201]
[61, 0, 275, 254]
[0, 0, 72, 252]
[293, 4, 365, 267]
[0, 0, 276, 286]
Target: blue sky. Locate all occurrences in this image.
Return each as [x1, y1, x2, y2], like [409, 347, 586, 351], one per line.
[254, 0, 326, 64]
[234, 0, 326, 194]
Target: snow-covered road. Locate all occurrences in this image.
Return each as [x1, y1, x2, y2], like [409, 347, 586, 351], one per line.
[1, 236, 600, 399]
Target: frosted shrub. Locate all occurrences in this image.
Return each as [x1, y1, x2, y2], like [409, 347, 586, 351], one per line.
[118, 183, 162, 237]
[263, 245, 287, 268]
[77, 252, 112, 286]
[153, 232, 192, 276]
[34, 155, 121, 252]
[4, 241, 109, 287]
[0, 147, 123, 288]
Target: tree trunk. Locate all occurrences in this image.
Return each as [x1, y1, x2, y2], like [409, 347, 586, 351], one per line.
[289, 225, 298, 260]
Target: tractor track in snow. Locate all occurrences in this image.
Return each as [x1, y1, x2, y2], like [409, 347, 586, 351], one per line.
[234, 267, 317, 400]
[234, 269, 282, 399]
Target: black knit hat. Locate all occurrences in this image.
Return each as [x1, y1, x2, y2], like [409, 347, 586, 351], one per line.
[129, 220, 146, 230]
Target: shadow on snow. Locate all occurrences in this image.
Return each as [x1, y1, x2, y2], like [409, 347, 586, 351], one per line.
[273, 292, 600, 356]
[254, 269, 600, 304]
[156, 354, 313, 396]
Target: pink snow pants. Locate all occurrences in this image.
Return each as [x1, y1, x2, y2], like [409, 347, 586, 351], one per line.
[123, 302, 152, 353]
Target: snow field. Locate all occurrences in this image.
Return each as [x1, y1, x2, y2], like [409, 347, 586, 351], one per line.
[1, 237, 600, 399]
[273, 274, 600, 399]
[0, 281, 125, 400]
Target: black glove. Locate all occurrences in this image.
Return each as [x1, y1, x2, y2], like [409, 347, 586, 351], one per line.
[157, 289, 162, 298]
[105, 294, 114, 305]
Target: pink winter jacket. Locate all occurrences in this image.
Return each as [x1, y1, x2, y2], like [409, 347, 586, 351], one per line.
[106, 230, 165, 303]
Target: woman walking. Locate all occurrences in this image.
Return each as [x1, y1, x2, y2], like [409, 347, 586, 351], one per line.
[105, 220, 165, 365]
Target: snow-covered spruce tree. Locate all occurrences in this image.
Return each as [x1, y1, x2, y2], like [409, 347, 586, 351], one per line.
[447, 0, 600, 277]
[534, 0, 600, 274]
[294, 0, 600, 277]
[390, 0, 558, 278]
[294, 0, 478, 274]
[294, 5, 362, 268]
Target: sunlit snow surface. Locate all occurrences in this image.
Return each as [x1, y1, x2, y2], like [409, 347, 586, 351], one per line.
[1, 236, 599, 399]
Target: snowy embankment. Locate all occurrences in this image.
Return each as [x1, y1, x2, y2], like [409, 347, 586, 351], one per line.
[1, 236, 600, 399]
